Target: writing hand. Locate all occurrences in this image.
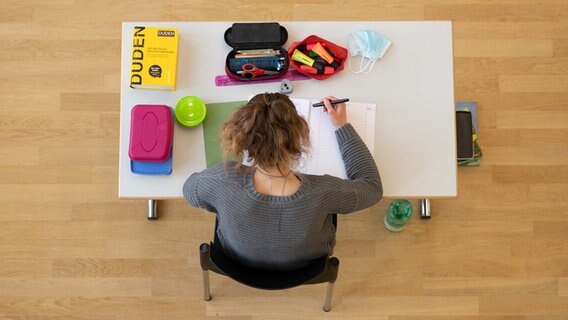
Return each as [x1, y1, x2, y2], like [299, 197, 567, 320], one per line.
[322, 96, 347, 129]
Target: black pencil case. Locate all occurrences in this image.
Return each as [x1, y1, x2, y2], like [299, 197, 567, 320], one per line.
[224, 22, 289, 81]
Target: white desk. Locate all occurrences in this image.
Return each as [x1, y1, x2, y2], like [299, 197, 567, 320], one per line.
[119, 21, 456, 217]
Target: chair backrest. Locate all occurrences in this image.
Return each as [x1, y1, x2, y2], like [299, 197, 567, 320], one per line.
[199, 216, 339, 290]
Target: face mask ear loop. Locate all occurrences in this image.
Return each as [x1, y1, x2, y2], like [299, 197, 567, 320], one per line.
[363, 57, 379, 73]
[348, 56, 363, 74]
[358, 56, 373, 73]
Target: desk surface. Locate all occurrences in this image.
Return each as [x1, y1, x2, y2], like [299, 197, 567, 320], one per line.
[119, 21, 456, 199]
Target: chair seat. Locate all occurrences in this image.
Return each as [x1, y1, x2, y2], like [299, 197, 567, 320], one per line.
[209, 241, 328, 290]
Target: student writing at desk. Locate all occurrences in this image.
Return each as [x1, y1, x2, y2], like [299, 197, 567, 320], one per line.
[183, 93, 382, 270]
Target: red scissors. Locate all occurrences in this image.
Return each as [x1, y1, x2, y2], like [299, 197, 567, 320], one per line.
[237, 63, 280, 78]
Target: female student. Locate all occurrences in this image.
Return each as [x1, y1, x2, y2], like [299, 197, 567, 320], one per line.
[183, 93, 382, 270]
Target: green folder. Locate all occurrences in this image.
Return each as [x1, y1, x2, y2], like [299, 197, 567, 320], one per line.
[202, 100, 247, 168]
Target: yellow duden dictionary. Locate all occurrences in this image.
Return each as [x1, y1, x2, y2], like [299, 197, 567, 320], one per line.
[130, 26, 179, 90]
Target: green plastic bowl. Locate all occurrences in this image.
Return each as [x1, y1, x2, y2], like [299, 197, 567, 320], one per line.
[175, 96, 207, 127]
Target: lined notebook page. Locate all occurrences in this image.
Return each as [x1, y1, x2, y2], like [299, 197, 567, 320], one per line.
[289, 98, 317, 174]
[290, 98, 376, 179]
[290, 98, 310, 120]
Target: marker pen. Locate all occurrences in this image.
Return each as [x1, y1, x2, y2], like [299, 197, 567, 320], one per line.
[296, 42, 326, 52]
[311, 43, 340, 69]
[291, 49, 315, 67]
[312, 98, 350, 108]
[292, 49, 327, 73]
[299, 64, 334, 75]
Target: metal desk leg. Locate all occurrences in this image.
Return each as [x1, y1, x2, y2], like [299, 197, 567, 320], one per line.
[420, 199, 431, 219]
[148, 199, 158, 220]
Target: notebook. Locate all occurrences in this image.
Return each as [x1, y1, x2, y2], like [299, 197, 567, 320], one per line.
[289, 98, 376, 179]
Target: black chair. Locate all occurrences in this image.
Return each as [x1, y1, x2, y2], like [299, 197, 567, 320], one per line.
[199, 215, 340, 312]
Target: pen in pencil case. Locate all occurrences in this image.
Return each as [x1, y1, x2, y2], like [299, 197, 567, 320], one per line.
[312, 98, 350, 108]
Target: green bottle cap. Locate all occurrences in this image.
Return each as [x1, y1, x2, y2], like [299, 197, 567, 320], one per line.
[175, 96, 207, 127]
[390, 199, 413, 221]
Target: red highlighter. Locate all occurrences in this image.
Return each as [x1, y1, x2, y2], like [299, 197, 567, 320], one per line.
[299, 64, 334, 75]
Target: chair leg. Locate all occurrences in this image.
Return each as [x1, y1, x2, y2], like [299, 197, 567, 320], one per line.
[323, 282, 335, 312]
[202, 270, 211, 301]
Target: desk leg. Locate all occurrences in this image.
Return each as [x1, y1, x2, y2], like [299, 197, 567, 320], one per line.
[420, 199, 431, 219]
[148, 199, 158, 220]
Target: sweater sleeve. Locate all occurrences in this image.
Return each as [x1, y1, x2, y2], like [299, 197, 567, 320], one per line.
[182, 170, 218, 214]
[332, 123, 383, 213]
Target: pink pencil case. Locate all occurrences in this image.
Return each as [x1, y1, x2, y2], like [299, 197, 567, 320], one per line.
[129, 104, 173, 162]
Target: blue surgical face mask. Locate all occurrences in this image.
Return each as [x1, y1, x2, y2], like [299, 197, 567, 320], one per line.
[348, 30, 392, 73]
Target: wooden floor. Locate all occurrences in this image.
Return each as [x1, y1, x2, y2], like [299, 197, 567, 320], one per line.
[1, 0, 567, 319]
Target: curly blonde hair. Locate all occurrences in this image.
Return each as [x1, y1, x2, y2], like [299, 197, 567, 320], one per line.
[221, 93, 310, 172]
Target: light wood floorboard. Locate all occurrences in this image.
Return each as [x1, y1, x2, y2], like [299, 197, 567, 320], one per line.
[1, 1, 566, 318]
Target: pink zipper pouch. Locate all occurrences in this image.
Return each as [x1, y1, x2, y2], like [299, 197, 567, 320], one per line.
[129, 104, 173, 162]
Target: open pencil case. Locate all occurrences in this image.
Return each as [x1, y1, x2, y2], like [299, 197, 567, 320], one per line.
[224, 22, 290, 81]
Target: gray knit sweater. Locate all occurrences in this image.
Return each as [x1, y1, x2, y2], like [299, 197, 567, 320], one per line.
[183, 123, 382, 270]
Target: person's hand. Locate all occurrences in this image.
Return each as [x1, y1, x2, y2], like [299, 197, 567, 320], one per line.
[322, 96, 348, 129]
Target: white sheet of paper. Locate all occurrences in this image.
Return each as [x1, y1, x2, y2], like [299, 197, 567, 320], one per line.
[290, 98, 376, 179]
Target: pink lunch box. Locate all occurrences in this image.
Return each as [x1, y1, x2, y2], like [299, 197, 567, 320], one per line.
[129, 104, 173, 162]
